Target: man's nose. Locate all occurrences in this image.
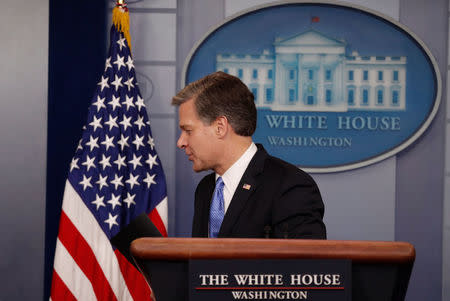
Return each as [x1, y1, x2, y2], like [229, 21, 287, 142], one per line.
[177, 133, 186, 149]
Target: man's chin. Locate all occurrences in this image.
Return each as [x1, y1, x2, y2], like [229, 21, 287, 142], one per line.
[192, 166, 205, 173]
[191, 162, 208, 173]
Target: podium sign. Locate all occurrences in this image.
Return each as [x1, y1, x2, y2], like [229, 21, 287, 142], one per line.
[189, 259, 351, 301]
[130, 238, 415, 300]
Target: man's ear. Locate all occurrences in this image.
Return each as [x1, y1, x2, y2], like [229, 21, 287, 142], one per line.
[214, 116, 229, 138]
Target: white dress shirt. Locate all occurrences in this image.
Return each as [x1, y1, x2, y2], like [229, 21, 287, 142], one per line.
[216, 142, 258, 214]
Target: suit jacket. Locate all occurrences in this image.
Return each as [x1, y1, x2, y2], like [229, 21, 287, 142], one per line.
[192, 144, 326, 239]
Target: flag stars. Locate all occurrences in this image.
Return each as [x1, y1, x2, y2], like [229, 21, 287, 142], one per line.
[117, 37, 127, 51]
[104, 57, 112, 71]
[96, 174, 109, 190]
[104, 115, 119, 131]
[117, 134, 129, 151]
[99, 154, 112, 170]
[91, 194, 106, 210]
[79, 175, 93, 191]
[113, 54, 126, 70]
[85, 135, 99, 152]
[123, 192, 136, 208]
[114, 154, 127, 170]
[70, 157, 80, 172]
[126, 56, 134, 71]
[97, 76, 110, 92]
[82, 155, 96, 171]
[128, 154, 143, 170]
[111, 74, 123, 91]
[110, 174, 124, 190]
[89, 115, 103, 131]
[101, 134, 115, 151]
[148, 135, 155, 150]
[92, 96, 106, 112]
[119, 115, 132, 131]
[76, 138, 83, 151]
[124, 77, 135, 91]
[122, 95, 135, 111]
[132, 134, 145, 150]
[134, 116, 145, 131]
[145, 154, 159, 170]
[107, 194, 121, 210]
[125, 173, 140, 189]
[135, 95, 145, 111]
[108, 95, 121, 111]
[104, 213, 119, 229]
[143, 172, 156, 189]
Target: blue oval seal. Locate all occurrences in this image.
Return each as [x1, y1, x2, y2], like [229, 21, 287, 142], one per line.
[182, 1, 441, 173]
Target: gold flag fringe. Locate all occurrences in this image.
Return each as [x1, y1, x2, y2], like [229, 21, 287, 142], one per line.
[112, 4, 132, 53]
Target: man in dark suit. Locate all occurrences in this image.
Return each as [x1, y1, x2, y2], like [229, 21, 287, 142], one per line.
[172, 71, 326, 239]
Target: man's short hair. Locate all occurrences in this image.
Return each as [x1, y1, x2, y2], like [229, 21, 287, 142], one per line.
[172, 71, 257, 136]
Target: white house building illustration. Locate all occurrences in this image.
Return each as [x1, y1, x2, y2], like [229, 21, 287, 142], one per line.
[216, 29, 406, 112]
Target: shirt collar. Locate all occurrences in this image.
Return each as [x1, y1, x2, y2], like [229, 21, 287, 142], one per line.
[217, 142, 257, 193]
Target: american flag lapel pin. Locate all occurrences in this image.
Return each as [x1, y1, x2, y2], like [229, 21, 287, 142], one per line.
[243, 183, 251, 190]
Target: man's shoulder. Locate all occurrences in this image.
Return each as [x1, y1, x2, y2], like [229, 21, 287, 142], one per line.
[263, 152, 316, 184]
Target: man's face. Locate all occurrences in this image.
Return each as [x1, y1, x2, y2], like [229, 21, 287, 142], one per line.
[177, 98, 219, 172]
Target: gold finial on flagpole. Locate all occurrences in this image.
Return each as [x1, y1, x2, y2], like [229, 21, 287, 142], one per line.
[112, 0, 132, 52]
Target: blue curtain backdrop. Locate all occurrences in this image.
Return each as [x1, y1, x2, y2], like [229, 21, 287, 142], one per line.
[45, 0, 107, 299]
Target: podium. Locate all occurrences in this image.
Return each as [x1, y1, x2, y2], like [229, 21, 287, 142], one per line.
[130, 238, 415, 301]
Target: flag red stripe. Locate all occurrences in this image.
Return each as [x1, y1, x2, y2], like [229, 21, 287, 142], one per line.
[149, 208, 167, 237]
[58, 210, 118, 301]
[50, 269, 77, 301]
[115, 249, 153, 301]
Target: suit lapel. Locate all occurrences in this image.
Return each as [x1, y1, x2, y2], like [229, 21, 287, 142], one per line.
[218, 146, 268, 237]
[197, 174, 215, 237]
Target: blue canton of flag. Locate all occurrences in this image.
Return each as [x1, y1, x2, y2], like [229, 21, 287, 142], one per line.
[69, 26, 168, 238]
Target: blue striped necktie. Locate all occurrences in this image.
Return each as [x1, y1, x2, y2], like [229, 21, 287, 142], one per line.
[209, 177, 224, 238]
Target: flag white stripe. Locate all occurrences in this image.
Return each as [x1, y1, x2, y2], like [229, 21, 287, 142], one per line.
[53, 238, 97, 300]
[156, 196, 168, 231]
[61, 180, 133, 300]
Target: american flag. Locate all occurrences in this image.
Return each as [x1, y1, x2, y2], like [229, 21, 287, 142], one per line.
[50, 21, 168, 300]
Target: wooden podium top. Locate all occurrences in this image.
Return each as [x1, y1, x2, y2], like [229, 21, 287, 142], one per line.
[130, 238, 415, 263]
